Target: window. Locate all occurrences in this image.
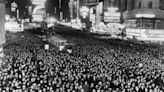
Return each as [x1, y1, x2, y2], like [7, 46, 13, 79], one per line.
[148, 1, 153, 8]
[155, 20, 164, 29]
[159, 0, 164, 10]
[125, 19, 154, 29]
[138, 1, 141, 8]
[131, 19, 137, 28]
[136, 19, 142, 28]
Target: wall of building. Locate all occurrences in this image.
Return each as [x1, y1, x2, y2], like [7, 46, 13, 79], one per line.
[123, 0, 164, 19]
[104, 0, 126, 12]
[0, 2, 6, 45]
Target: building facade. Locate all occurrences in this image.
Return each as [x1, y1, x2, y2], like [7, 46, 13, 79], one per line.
[103, 0, 126, 23]
[123, 0, 164, 40]
[0, 0, 6, 64]
[123, 0, 164, 29]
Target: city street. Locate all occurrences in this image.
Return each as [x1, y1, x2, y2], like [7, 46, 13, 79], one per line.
[0, 25, 164, 91]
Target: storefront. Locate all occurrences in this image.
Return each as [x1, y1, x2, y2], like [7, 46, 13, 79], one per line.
[125, 18, 164, 30]
[125, 17, 164, 41]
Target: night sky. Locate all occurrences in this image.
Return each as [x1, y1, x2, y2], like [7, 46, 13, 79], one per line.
[46, 0, 70, 20]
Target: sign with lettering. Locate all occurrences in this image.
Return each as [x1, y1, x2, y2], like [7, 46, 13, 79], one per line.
[104, 12, 121, 23]
[85, 0, 99, 5]
[45, 44, 49, 50]
[32, 14, 44, 22]
[126, 28, 142, 37]
[32, 0, 46, 5]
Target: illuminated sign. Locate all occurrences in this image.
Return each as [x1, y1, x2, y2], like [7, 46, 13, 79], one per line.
[28, 6, 32, 15]
[32, 4, 45, 14]
[136, 14, 155, 18]
[90, 14, 96, 23]
[5, 15, 10, 21]
[69, 1, 73, 19]
[80, 6, 89, 13]
[32, 4, 45, 22]
[32, 14, 44, 22]
[126, 28, 142, 37]
[32, 0, 46, 5]
[11, 7, 16, 12]
[45, 44, 49, 50]
[34, 9, 45, 15]
[11, 2, 17, 8]
[5, 21, 23, 32]
[104, 12, 120, 17]
[104, 12, 121, 23]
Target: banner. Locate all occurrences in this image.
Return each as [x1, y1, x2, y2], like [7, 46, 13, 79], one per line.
[85, 0, 99, 5]
[0, 3, 6, 44]
[32, 0, 46, 5]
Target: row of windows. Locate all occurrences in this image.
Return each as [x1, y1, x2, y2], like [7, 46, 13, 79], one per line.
[105, 0, 164, 11]
[138, 1, 152, 9]
[130, 0, 164, 10]
[159, 0, 164, 10]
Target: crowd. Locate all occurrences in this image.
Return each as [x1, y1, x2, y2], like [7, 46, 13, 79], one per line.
[0, 30, 164, 92]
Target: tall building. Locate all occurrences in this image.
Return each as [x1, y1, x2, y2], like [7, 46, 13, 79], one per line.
[103, 0, 126, 23]
[123, 0, 164, 29]
[122, 0, 164, 40]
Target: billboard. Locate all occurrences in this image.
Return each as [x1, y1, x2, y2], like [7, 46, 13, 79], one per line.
[32, 0, 46, 5]
[32, 4, 45, 22]
[85, 0, 99, 5]
[32, 14, 44, 22]
[104, 12, 121, 23]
